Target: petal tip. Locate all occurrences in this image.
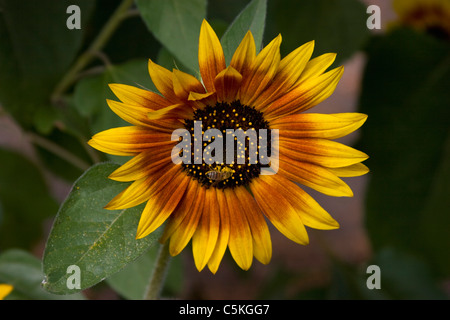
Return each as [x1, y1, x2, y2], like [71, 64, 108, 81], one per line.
[135, 227, 149, 240]
[305, 39, 315, 49]
[108, 83, 118, 91]
[103, 203, 116, 211]
[275, 33, 282, 44]
[360, 113, 369, 123]
[135, 233, 144, 240]
[208, 268, 218, 275]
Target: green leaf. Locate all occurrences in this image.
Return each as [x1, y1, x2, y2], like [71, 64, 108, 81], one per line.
[73, 58, 155, 135]
[221, 0, 267, 64]
[358, 29, 450, 276]
[0, 0, 95, 130]
[107, 246, 183, 299]
[0, 249, 84, 300]
[42, 163, 162, 294]
[135, 0, 207, 72]
[156, 46, 191, 73]
[0, 148, 58, 250]
[265, 0, 369, 64]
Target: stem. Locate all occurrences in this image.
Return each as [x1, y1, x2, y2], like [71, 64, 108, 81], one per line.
[27, 132, 91, 171]
[144, 242, 172, 300]
[51, 0, 135, 102]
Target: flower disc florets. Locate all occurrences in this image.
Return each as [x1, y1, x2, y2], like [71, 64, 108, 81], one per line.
[181, 100, 270, 189]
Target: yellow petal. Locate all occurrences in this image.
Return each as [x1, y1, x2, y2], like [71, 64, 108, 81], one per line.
[297, 52, 337, 83]
[271, 113, 368, 140]
[277, 40, 315, 79]
[106, 164, 179, 210]
[239, 34, 281, 106]
[235, 187, 272, 265]
[279, 137, 369, 168]
[230, 31, 256, 76]
[107, 100, 185, 133]
[213, 66, 243, 103]
[88, 139, 135, 157]
[107, 99, 153, 128]
[207, 188, 231, 274]
[88, 127, 175, 156]
[105, 177, 153, 210]
[172, 69, 205, 100]
[148, 59, 178, 103]
[198, 19, 226, 92]
[160, 179, 199, 243]
[278, 153, 353, 197]
[328, 163, 370, 177]
[273, 176, 339, 230]
[143, 118, 187, 134]
[265, 66, 344, 120]
[168, 186, 205, 255]
[225, 188, 253, 270]
[0, 284, 13, 300]
[250, 176, 309, 245]
[187, 91, 216, 109]
[147, 103, 193, 121]
[255, 40, 315, 109]
[136, 170, 190, 239]
[108, 83, 169, 109]
[108, 147, 173, 182]
[192, 188, 220, 271]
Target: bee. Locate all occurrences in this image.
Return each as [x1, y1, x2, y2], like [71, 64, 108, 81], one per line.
[206, 165, 235, 187]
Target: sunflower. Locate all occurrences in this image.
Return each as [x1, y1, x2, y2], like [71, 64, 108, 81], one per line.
[88, 20, 368, 273]
[0, 284, 13, 300]
[392, 0, 450, 40]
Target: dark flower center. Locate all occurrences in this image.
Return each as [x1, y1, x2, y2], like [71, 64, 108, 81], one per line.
[181, 100, 270, 189]
[405, 6, 450, 40]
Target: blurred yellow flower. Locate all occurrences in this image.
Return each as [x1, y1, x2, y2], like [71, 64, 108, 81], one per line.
[393, 0, 450, 39]
[0, 284, 13, 300]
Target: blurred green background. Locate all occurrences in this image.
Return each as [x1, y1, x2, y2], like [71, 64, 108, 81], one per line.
[0, 0, 449, 299]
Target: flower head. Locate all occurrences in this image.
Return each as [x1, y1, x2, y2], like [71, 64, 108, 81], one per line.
[89, 20, 368, 273]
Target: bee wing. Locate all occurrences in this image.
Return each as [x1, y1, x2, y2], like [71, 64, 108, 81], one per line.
[206, 171, 218, 180]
